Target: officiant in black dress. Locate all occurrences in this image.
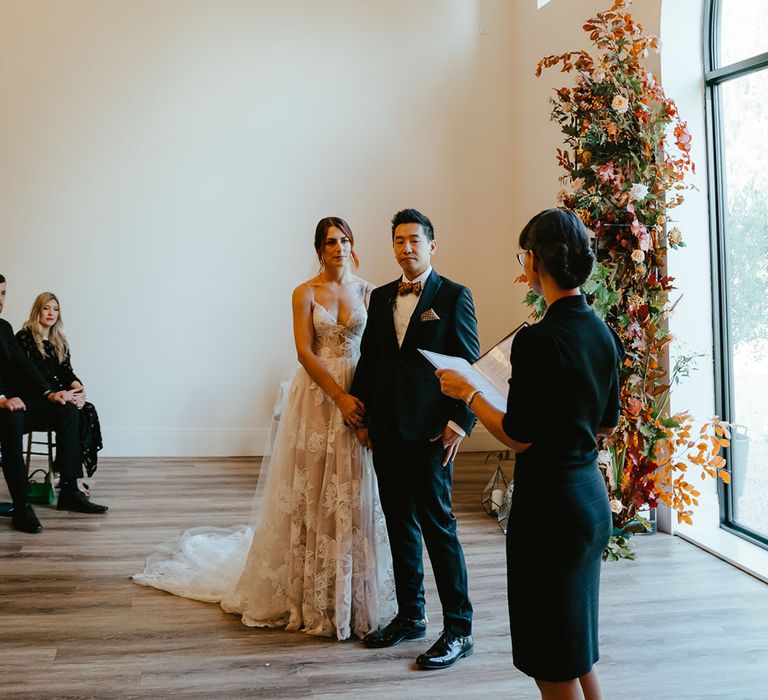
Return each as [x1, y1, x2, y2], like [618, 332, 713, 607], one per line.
[437, 208, 622, 700]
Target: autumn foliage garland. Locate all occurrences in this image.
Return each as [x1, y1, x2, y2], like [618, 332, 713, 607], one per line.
[531, 0, 729, 559]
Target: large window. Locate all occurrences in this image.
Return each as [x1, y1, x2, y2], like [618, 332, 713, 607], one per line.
[706, 0, 768, 546]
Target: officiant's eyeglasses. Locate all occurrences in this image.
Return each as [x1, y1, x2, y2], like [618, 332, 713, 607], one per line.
[516, 251, 527, 267]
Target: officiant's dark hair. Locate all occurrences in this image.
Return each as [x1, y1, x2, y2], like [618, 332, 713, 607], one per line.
[391, 209, 435, 241]
[519, 208, 594, 289]
[0, 274, 5, 284]
[314, 217, 359, 269]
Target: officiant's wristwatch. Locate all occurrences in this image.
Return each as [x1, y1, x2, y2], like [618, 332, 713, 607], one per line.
[464, 389, 483, 407]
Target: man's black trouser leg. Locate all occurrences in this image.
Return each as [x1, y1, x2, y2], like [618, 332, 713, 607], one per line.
[0, 401, 83, 506]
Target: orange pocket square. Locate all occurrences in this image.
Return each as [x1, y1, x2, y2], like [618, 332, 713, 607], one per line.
[420, 309, 440, 322]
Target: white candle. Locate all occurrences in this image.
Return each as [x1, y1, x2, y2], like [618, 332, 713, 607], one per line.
[491, 488, 504, 510]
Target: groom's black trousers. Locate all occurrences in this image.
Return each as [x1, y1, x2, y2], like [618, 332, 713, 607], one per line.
[372, 435, 472, 636]
[0, 400, 83, 506]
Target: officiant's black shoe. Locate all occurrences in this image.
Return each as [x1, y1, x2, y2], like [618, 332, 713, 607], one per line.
[57, 489, 108, 514]
[416, 631, 473, 670]
[11, 505, 43, 533]
[364, 615, 427, 648]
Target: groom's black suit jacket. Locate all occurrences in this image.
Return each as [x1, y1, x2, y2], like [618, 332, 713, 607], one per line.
[351, 269, 480, 442]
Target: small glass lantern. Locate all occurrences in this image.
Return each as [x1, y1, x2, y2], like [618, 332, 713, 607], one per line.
[481, 452, 511, 517]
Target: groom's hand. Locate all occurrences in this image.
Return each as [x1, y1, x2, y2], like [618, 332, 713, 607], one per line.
[356, 427, 373, 450]
[430, 425, 463, 466]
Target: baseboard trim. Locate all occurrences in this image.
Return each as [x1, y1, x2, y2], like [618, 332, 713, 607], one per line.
[100, 424, 505, 457]
[101, 428, 271, 457]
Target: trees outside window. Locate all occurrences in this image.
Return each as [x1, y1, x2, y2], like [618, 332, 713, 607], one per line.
[707, 0, 768, 544]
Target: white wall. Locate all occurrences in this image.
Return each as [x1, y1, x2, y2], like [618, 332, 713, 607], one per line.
[0, 0, 527, 455]
[0, 0, 666, 457]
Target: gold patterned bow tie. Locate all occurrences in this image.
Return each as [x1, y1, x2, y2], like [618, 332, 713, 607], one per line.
[398, 281, 422, 296]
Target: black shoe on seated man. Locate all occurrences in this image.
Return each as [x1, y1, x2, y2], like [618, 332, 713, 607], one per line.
[363, 614, 427, 648]
[57, 488, 108, 514]
[11, 504, 43, 533]
[416, 630, 473, 670]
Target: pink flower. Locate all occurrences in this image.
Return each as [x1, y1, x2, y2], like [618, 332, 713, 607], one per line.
[631, 219, 652, 251]
[596, 162, 616, 183]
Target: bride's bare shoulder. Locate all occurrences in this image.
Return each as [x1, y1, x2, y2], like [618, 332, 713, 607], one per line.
[292, 278, 319, 305]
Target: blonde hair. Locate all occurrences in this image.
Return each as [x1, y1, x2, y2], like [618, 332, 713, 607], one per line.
[23, 292, 69, 362]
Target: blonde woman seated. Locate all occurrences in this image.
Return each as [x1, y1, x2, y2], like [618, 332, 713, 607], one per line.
[16, 293, 103, 481]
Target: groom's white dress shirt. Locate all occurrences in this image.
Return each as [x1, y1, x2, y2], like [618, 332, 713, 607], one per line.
[393, 266, 465, 439]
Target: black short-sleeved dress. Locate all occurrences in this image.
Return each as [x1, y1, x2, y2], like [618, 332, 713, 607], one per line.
[502, 294, 622, 682]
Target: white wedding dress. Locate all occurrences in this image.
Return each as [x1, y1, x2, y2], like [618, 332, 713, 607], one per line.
[134, 292, 396, 640]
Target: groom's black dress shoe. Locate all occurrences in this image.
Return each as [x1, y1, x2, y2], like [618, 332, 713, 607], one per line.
[416, 631, 473, 670]
[364, 615, 427, 648]
[57, 489, 108, 514]
[11, 505, 43, 533]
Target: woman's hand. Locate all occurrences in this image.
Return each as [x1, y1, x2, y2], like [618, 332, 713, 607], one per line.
[435, 369, 475, 402]
[336, 393, 366, 427]
[71, 386, 87, 409]
[47, 390, 74, 405]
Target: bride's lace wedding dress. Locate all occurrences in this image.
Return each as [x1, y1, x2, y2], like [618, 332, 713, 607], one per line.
[134, 290, 396, 640]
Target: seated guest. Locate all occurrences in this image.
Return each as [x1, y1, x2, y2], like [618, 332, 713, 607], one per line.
[16, 292, 103, 479]
[0, 275, 107, 534]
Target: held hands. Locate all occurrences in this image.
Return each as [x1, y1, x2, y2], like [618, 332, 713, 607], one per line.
[336, 392, 366, 428]
[435, 369, 475, 402]
[430, 424, 464, 467]
[0, 396, 26, 412]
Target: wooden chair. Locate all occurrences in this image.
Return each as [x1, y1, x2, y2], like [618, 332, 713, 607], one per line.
[25, 431, 56, 471]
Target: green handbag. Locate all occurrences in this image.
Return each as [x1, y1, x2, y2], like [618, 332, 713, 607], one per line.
[28, 469, 55, 505]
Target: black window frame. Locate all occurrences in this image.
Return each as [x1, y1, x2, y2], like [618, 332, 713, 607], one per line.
[705, 0, 768, 549]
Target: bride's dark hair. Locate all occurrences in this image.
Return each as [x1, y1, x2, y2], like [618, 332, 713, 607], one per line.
[314, 217, 360, 269]
[519, 208, 594, 289]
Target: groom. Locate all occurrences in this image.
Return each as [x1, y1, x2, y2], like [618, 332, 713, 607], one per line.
[351, 209, 480, 670]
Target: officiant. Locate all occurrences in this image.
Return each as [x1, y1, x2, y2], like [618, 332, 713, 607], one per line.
[436, 208, 623, 700]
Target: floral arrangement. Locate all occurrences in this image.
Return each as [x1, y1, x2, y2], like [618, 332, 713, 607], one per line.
[531, 0, 730, 559]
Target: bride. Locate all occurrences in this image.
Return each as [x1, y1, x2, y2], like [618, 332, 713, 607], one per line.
[134, 217, 396, 640]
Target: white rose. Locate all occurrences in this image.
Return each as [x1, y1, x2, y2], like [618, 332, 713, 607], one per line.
[597, 450, 612, 466]
[610, 499, 625, 514]
[631, 249, 645, 264]
[630, 183, 649, 201]
[668, 226, 683, 245]
[612, 94, 630, 114]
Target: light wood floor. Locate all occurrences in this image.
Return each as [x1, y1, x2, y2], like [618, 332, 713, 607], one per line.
[1, 454, 767, 699]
